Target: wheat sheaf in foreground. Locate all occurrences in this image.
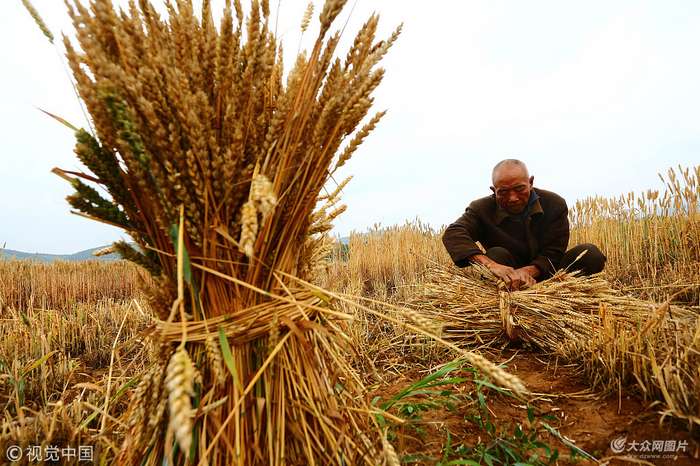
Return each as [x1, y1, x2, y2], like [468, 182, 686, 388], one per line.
[49, 0, 406, 464]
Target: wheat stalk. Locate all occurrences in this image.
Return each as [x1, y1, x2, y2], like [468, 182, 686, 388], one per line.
[165, 347, 196, 455]
[21, 0, 54, 43]
[301, 2, 314, 32]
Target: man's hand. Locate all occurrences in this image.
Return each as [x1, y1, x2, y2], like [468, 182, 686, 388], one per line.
[471, 254, 538, 290]
[511, 267, 536, 289]
[489, 263, 534, 290]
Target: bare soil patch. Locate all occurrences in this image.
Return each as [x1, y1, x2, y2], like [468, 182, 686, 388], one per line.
[372, 349, 699, 465]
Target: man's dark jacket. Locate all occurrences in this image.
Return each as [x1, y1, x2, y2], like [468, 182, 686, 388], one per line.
[442, 188, 569, 275]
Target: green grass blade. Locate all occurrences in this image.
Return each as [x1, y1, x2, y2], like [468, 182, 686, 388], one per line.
[218, 326, 241, 390]
[37, 107, 78, 131]
[540, 422, 596, 461]
[78, 374, 140, 431]
[169, 223, 192, 285]
[22, 350, 58, 376]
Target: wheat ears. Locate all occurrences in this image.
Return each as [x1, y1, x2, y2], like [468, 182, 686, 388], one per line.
[41, 0, 403, 464]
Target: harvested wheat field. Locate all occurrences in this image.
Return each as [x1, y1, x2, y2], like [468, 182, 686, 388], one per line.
[2, 167, 699, 465]
[4, 0, 700, 464]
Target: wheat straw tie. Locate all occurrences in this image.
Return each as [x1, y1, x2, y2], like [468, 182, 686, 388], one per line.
[498, 288, 519, 341]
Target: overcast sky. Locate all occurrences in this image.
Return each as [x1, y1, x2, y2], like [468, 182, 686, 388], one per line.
[2, 1, 699, 254]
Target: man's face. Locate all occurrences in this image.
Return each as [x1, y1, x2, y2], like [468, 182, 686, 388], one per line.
[491, 165, 534, 214]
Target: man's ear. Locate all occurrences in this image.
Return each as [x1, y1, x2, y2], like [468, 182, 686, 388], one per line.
[529, 176, 534, 187]
[490, 186, 496, 194]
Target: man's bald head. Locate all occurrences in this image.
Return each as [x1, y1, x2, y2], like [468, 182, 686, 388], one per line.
[490, 159, 534, 214]
[492, 159, 529, 185]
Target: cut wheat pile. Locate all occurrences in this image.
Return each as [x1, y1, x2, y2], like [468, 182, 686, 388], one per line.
[412, 264, 700, 427]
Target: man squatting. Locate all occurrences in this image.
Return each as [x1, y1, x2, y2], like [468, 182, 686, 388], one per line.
[442, 159, 606, 290]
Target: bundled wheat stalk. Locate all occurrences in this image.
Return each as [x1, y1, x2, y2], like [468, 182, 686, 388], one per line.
[412, 264, 700, 426]
[565, 298, 700, 428]
[48, 0, 404, 464]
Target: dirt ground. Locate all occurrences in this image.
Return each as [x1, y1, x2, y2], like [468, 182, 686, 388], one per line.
[374, 349, 699, 466]
[506, 351, 699, 466]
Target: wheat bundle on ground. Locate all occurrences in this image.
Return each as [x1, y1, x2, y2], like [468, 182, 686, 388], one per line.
[412, 264, 700, 427]
[49, 0, 405, 463]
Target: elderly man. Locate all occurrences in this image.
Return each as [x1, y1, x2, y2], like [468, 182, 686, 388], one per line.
[442, 159, 606, 290]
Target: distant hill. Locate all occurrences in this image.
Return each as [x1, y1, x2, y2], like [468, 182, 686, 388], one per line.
[0, 237, 349, 263]
[0, 246, 121, 262]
